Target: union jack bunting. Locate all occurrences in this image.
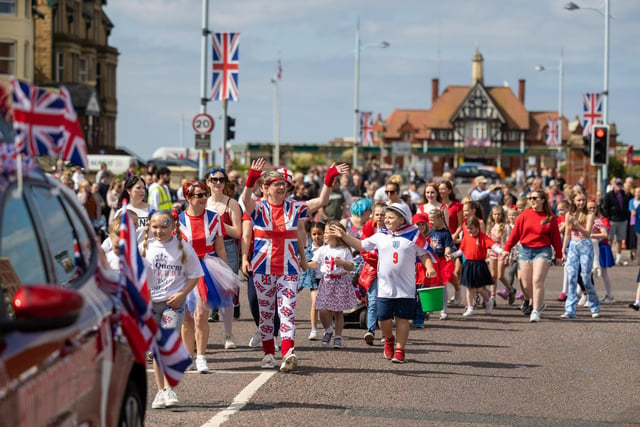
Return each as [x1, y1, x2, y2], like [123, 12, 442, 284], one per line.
[11, 78, 65, 159]
[545, 118, 559, 147]
[0, 143, 40, 176]
[360, 111, 374, 146]
[582, 92, 603, 137]
[211, 32, 239, 101]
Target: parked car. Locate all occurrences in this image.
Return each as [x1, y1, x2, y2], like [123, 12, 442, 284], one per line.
[0, 160, 146, 426]
[453, 163, 500, 183]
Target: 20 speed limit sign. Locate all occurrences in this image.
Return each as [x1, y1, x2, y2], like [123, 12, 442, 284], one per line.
[192, 113, 214, 134]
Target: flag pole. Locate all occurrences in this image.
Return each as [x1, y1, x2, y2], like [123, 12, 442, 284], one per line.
[199, 0, 210, 179]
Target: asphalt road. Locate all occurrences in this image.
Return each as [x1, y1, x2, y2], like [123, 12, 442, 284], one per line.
[144, 261, 640, 427]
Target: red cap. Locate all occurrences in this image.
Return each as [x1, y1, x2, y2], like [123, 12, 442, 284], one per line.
[412, 213, 429, 224]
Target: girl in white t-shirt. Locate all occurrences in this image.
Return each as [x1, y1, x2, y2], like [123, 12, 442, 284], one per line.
[141, 210, 203, 410]
[306, 220, 356, 349]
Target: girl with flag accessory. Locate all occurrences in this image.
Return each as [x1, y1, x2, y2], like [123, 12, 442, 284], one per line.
[179, 180, 240, 373]
[329, 203, 436, 364]
[306, 221, 356, 349]
[486, 206, 515, 304]
[205, 167, 242, 348]
[240, 157, 347, 373]
[450, 216, 504, 318]
[560, 191, 601, 319]
[503, 190, 563, 322]
[588, 200, 615, 303]
[141, 209, 203, 409]
[299, 220, 325, 341]
[439, 180, 463, 305]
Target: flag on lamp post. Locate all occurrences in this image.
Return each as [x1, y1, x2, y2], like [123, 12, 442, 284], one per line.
[360, 111, 373, 146]
[545, 118, 559, 147]
[582, 92, 603, 137]
[211, 32, 239, 101]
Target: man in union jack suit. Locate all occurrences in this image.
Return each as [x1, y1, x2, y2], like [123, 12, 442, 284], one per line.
[241, 158, 348, 372]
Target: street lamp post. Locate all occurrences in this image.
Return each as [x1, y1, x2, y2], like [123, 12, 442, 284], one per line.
[352, 19, 389, 170]
[565, 0, 610, 192]
[534, 47, 564, 166]
[270, 77, 280, 165]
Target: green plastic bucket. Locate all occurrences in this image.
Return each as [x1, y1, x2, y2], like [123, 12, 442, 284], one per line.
[418, 286, 444, 312]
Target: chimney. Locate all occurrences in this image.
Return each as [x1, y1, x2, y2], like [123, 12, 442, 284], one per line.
[518, 79, 525, 104]
[431, 78, 439, 104]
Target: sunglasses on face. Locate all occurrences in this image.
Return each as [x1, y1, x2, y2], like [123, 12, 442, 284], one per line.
[385, 190, 397, 195]
[209, 177, 227, 183]
[192, 193, 208, 199]
[527, 196, 541, 201]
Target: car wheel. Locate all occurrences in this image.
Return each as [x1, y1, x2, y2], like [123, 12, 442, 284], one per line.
[119, 379, 144, 427]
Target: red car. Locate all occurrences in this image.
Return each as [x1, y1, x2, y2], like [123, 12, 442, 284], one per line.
[0, 164, 146, 426]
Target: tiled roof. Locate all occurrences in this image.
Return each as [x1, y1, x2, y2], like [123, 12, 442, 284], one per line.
[384, 109, 431, 139]
[486, 86, 529, 129]
[428, 86, 470, 128]
[528, 111, 569, 141]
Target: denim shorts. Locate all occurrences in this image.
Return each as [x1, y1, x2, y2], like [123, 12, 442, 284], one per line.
[518, 245, 554, 265]
[377, 297, 416, 321]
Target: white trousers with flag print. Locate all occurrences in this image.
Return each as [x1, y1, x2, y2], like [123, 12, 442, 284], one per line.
[252, 273, 297, 344]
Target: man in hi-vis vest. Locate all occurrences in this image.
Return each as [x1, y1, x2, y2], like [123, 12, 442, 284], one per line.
[147, 167, 173, 210]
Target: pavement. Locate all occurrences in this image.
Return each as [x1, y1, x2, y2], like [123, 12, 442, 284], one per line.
[144, 260, 640, 427]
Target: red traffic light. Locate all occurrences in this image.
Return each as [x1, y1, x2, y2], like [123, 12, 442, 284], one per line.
[595, 128, 606, 138]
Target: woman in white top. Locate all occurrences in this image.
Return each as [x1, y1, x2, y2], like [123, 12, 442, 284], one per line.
[418, 183, 449, 227]
[117, 175, 150, 230]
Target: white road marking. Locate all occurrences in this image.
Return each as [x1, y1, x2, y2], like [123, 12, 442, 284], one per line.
[200, 371, 276, 427]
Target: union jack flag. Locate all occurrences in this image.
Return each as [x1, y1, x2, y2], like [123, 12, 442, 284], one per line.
[11, 78, 65, 159]
[59, 87, 89, 169]
[0, 143, 40, 176]
[211, 32, 239, 101]
[360, 111, 374, 146]
[582, 92, 603, 137]
[545, 118, 559, 147]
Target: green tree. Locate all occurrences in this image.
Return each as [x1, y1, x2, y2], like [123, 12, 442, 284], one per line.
[608, 156, 625, 180]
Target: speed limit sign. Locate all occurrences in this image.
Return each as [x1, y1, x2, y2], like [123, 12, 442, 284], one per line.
[192, 113, 214, 134]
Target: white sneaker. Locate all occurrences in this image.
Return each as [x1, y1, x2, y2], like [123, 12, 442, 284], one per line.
[462, 307, 474, 317]
[224, 334, 236, 350]
[308, 329, 319, 340]
[601, 295, 615, 304]
[578, 294, 588, 307]
[595, 267, 602, 277]
[164, 388, 179, 407]
[485, 298, 494, 314]
[439, 311, 448, 320]
[280, 348, 298, 373]
[151, 390, 165, 409]
[592, 312, 602, 318]
[529, 311, 541, 322]
[261, 354, 276, 369]
[248, 329, 261, 348]
[195, 357, 208, 373]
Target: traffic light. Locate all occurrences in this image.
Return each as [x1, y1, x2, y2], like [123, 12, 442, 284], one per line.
[226, 116, 236, 142]
[591, 124, 609, 165]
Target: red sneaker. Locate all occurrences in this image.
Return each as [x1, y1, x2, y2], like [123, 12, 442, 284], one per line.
[557, 292, 567, 302]
[391, 348, 406, 363]
[383, 336, 395, 359]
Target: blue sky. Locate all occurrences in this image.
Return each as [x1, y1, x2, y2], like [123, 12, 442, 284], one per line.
[105, 0, 640, 161]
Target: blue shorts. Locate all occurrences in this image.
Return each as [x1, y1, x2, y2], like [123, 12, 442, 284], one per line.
[377, 297, 416, 321]
[518, 245, 554, 265]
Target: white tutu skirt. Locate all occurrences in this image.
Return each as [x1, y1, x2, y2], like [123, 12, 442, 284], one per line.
[186, 255, 241, 314]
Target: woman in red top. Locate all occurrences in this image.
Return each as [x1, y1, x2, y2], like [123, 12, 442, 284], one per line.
[503, 190, 563, 322]
[439, 180, 463, 304]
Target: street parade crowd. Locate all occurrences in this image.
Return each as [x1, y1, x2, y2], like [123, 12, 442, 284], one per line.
[54, 158, 640, 409]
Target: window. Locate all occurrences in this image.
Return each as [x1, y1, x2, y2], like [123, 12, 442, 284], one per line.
[0, 0, 15, 15]
[55, 51, 64, 82]
[0, 41, 15, 75]
[79, 57, 88, 82]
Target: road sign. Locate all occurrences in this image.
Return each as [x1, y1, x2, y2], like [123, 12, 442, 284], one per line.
[392, 141, 411, 156]
[195, 133, 211, 149]
[192, 113, 214, 134]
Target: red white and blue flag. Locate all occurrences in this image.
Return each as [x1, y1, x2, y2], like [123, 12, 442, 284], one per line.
[211, 32, 239, 101]
[545, 118, 559, 147]
[582, 92, 603, 137]
[0, 143, 40, 176]
[360, 111, 374, 146]
[11, 78, 66, 160]
[11, 79, 88, 169]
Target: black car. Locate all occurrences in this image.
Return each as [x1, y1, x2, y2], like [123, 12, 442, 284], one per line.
[0, 162, 146, 426]
[453, 164, 500, 183]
